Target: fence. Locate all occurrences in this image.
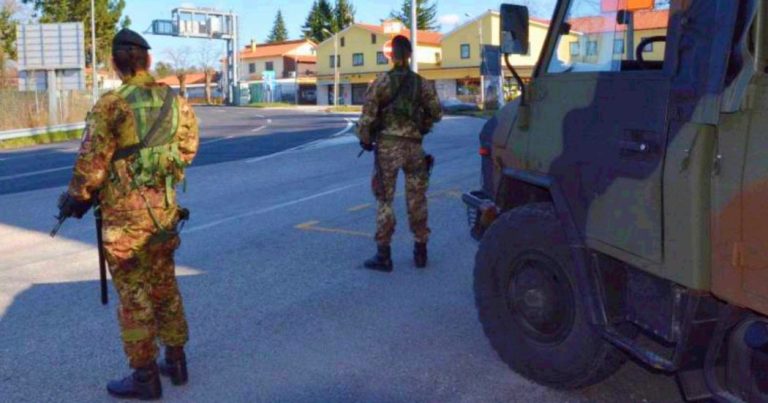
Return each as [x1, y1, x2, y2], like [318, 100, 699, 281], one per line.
[0, 89, 93, 131]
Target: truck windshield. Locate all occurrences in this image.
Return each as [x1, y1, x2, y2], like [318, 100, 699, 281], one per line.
[547, 0, 670, 74]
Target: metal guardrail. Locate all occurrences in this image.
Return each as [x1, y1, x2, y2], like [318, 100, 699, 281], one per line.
[0, 122, 86, 142]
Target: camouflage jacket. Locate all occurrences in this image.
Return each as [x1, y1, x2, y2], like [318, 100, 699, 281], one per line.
[67, 71, 199, 214]
[357, 66, 443, 145]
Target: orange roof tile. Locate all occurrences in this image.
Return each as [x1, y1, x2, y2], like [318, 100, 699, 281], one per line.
[355, 23, 443, 46]
[569, 9, 669, 34]
[157, 72, 207, 86]
[240, 39, 315, 60]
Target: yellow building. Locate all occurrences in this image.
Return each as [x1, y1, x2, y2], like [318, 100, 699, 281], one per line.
[316, 20, 443, 105]
[436, 10, 551, 105]
[315, 13, 550, 106]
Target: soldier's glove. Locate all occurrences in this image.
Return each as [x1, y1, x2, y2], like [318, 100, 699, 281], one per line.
[57, 192, 92, 219]
[360, 141, 374, 152]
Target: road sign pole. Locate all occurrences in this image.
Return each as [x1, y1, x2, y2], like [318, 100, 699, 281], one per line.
[334, 33, 339, 108]
[90, 0, 98, 105]
[410, 0, 418, 73]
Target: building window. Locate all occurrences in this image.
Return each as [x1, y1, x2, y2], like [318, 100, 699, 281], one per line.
[613, 38, 625, 54]
[377, 51, 388, 65]
[353, 53, 364, 66]
[371, 34, 377, 44]
[586, 41, 598, 56]
[460, 43, 470, 59]
[641, 37, 654, 52]
[265, 61, 274, 71]
[329, 55, 341, 67]
[570, 42, 580, 56]
[248, 63, 256, 73]
[341, 37, 345, 47]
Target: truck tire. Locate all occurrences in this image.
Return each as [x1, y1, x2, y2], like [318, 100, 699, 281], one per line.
[474, 202, 626, 389]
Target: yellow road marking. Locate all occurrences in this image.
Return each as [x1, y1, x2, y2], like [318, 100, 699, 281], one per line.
[295, 220, 373, 238]
[347, 203, 372, 212]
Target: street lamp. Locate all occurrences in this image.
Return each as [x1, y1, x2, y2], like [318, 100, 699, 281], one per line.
[322, 28, 339, 107]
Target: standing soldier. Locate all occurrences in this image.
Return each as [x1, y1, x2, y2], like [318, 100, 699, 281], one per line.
[357, 35, 443, 272]
[55, 29, 199, 399]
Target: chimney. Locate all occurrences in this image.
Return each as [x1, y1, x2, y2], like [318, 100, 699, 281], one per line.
[250, 40, 256, 52]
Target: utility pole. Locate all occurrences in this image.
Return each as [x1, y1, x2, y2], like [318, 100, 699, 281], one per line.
[90, 0, 98, 105]
[410, 0, 418, 73]
[323, 28, 339, 107]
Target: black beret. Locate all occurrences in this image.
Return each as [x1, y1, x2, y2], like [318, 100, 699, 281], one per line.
[113, 28, 151, 50]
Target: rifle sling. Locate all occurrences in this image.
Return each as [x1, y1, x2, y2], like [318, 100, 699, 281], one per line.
[112, 88, 176, 162]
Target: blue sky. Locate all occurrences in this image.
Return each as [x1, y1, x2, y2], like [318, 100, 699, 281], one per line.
[121, 0, 558, 64]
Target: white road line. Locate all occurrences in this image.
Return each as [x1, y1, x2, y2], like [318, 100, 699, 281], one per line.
[252, 125, 267, 133]
[0, 166, 71, 181]
[184, 182, 363, 234]
[330, 118, 355, 138]
[200, 135, 234, 145]
[245, 118, 355, 164]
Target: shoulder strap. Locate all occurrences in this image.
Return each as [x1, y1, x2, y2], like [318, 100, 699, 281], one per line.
[112, 87, 176, 162]
[380, 71, 411, 111]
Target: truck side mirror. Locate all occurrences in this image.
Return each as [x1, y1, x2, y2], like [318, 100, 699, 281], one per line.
[500, 4, 530, 55]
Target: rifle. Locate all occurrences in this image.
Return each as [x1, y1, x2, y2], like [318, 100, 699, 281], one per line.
[50, 197, 108, 305]
[94, 204, 109, 305]
[50, 214, 68, 237]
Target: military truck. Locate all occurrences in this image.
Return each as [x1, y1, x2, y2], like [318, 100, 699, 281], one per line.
[462, 1, 768, 401]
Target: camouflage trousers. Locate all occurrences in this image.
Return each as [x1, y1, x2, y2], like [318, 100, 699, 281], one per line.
[102, 207, 189, 369]
[373, 141, 431, 245]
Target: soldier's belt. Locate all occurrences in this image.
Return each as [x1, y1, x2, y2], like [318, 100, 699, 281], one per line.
[379, 134, 423, 144]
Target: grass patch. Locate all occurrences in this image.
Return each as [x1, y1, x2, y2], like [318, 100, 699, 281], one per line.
[247, 102, 296, 108]
[0, 129, 83, 150]
[326, 105, 362, 113]
[447, 109, 497, 119]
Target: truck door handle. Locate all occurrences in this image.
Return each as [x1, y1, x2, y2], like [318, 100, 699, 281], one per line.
[620, 140, 652, 154]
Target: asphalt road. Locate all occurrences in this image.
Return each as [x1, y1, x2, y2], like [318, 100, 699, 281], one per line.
[0, 110, 683, 402]
[0, 106, 354, 195]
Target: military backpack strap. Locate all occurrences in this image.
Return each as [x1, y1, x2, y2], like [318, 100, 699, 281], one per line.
[112, 87, 177, 162]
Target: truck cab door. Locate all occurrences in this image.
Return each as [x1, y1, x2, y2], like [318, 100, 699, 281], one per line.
[526, 0, 673, 266]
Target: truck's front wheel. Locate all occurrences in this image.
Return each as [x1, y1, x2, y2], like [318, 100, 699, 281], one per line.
[474, 203, 626, 389]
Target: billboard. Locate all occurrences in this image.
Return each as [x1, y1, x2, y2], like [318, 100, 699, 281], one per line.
[16, 23, 86, 91]
[16, 23, 85, 70]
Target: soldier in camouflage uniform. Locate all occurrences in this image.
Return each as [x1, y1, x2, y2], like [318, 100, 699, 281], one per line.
[357, 35, 443, 272]
[57, 29, 199, 400]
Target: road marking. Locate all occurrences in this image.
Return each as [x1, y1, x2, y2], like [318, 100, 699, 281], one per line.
[245, 118, 355, 164]
[252, 125, 266, 133]
[295, 220, 372, 238]
[184, 182, 363, 234]
[0, 166, 71, 181]
[200, 135, 234, 145]
[331, 118, 355, 138]
[347, 203, 371, 212]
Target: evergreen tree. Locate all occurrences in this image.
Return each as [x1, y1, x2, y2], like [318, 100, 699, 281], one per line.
[302, 0, 334, 42]
[21, 0, 127, 67]
[0, 4, 17, 60]
[333, 0, 355, 32]
[389, 0, 439, 31]
[267, 10, 289, 43]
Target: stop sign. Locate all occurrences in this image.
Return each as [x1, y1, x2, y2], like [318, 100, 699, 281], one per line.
[383, 40, 393, 59]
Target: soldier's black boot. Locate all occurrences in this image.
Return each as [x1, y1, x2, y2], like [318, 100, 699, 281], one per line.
[414, 242, 427, 268]
[106, 362, 162, 400]
[159, 346, 188, 386]
[364, 245, 393, 272]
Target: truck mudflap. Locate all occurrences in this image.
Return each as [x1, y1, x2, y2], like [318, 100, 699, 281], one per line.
[462, 190, 499, 240]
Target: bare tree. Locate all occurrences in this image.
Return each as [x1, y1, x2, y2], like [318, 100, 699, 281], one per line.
[197, 40, 220, 105]
[165, 46, 192, 98]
